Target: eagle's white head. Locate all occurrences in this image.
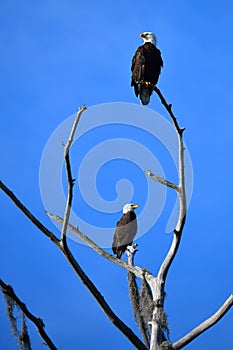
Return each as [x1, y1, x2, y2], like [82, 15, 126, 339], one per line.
[140, 31, 157, 45]
[123, 203, 139, 214]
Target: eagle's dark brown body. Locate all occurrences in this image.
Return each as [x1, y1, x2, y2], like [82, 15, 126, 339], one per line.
[112, 211, 137, 259]
[131, 42, 163, 105]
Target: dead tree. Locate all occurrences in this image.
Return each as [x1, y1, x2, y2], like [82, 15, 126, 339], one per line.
[1, 92, 232, 349]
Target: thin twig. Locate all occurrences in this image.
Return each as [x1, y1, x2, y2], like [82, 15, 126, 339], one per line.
[47, 212, 149, 279]
[0, 278, 57, 350]
[64, 105, 87, 158]
[172, 294, 233, 350]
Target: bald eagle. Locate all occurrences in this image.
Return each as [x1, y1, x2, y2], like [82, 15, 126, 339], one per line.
[112, 203, 139, 259]
[131, 32, 163, 105]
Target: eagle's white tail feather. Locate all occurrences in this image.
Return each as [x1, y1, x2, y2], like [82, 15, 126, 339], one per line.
[140, 88, 150, 105]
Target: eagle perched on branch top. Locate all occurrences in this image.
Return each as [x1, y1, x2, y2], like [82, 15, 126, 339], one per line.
[112, 203, 139, 259]
[131, 32, 163, 105]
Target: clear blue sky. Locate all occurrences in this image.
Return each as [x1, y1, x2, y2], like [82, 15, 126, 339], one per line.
[1, 1, 233, 349]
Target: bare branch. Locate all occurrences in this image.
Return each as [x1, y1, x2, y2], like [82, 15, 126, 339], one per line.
[0, 278, 57, 350]
[152, 87, 187, 232]
[64, 105, 87, 157]
[47, 212, 149, 280]
[61, 106, 87, 244]
[151, 87, 186, 284]
[144, 170, 178, 191]
[0, 180, 60, 247]
[172, 294, 233, 350]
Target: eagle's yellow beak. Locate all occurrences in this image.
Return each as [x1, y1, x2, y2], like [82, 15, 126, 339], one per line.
[132, 204, 139, 209]
[140, 33, 145, 38]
